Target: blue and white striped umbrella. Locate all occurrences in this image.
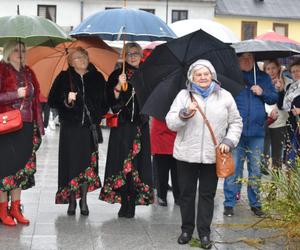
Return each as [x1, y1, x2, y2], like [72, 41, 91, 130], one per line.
[70, 8, 176, 41]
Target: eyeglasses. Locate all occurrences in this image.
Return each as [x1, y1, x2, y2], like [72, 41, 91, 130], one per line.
[72, 55, 87, 61]
[126, 52, 141, 58]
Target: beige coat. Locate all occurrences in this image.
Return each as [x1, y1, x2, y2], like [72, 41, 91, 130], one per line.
[166, 86, 242, 164]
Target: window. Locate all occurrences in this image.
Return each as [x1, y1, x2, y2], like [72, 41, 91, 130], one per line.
[38, 5, 56, 22]
[241, 21, 257, 40]
[273, 23, 288, 36]
[171, 10, 188, 23]
[140, 8, 155, 14]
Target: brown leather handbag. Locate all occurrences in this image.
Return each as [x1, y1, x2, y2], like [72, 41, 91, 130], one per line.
[190, 93, 234, 178]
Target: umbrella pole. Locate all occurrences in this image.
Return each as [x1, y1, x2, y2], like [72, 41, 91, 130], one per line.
[121, 33, 128, 91]
[253, 63, 257, 85]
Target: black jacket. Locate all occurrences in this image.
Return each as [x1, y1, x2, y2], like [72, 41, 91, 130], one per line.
[48, 64, 108, 127]
[107, 63, 148, 125]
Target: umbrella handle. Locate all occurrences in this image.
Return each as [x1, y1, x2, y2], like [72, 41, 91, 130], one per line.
[121, 34, 128, 91]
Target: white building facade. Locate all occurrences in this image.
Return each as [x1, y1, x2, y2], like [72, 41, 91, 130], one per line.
[0, 0, 216, 32]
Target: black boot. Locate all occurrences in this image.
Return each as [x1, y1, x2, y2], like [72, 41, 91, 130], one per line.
[67, 191, 77, 216]
[118, 196, 128, 218]
[79, 182, 89, 216]
[126, 198, 135, 218]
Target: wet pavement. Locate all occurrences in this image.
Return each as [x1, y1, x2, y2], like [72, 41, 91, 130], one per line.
[0, 127, 298, 250]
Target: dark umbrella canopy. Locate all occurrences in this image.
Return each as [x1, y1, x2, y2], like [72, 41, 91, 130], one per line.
[70, 8, 176, 41]
[131, 29, 245, 120]
[232, 39, 300, 61]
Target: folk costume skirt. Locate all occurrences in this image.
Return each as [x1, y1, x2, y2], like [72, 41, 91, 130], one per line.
[55, 123, 101, 204]
[100, 122, 154, 205]
[0, 122, 41, 192]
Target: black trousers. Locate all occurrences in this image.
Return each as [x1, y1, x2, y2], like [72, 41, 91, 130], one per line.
[263, 125, 287, 169]
[41, 102, 50, 128]
[153, 154, 179, 201]
[177, 160, 218, 237]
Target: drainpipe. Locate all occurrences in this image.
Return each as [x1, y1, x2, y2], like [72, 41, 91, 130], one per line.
[80, 0, 84, 21]
[166, 0, 168, 24]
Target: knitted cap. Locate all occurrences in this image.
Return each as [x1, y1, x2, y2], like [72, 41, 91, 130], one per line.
[187, 59, 217, 82]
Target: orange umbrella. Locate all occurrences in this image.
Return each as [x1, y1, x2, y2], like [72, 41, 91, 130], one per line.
[26, 36, 119, 97]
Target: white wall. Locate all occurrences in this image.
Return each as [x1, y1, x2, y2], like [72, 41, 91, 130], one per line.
[0, 0, 215, 30]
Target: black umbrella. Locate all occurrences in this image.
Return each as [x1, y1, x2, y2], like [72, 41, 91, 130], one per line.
[231, 39, 300, 61]
[131, 29, 245, 120]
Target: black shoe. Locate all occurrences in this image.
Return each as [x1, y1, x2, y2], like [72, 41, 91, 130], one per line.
[79, 199, 89, 216]
[200, 235, 212, 249]
[177, 232, 192, 244]
[174, 199, 180, 206]
[251, 207, 265, 217]
[118, 202, 128, 218]
[158, 197, 167, 207]
[67, 202, 76, 216]
[125, 199, 135, 218]
[167, 184, 172, 191]
[223, 206, 234, 217]
[67, 192, 77, 216]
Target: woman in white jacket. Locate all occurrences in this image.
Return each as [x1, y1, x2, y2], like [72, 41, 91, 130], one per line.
[166, 59, 242, 249]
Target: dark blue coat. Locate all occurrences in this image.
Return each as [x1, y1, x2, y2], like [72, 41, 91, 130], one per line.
[235, 66, 278, 137]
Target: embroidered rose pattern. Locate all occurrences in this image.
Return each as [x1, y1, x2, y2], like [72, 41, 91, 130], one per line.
[0, 126, 41, 192]
[55, 152, 101, 204]
[100, 128, 154, 205]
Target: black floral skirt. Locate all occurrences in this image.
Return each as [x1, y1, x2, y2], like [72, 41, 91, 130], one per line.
[100, 122, 154, 205]
[0, 122, 41, 192]
[55, 124, 101, 204]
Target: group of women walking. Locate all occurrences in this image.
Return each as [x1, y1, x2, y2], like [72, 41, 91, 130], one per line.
[0, 41, 154, 226]
[0, 39, 299, 250]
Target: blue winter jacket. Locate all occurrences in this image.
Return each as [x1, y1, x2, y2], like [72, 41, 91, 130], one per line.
[235, 66, 278, 137]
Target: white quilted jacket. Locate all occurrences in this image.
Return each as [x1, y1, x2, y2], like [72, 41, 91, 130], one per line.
[166, 86, 242, 164]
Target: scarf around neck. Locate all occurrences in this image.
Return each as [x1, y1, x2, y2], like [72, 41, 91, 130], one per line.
[192, 81, 216, 99]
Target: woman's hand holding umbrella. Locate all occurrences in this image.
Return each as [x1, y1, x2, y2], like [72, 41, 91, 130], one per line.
[118, 73, 128, 92]
[68, 92, 77, 104]
[17, 86, 28, 98]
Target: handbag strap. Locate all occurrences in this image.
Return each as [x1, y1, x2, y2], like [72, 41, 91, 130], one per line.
[19, 68, 28, 110]
[189, 92, 218, 146]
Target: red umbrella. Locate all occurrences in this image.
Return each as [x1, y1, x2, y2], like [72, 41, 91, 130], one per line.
[141, 41, 165, 62]
[255, 31, 300, 50]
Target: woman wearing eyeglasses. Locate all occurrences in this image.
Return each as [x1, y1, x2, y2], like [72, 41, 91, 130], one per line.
[100, 42, 154, 218]
[0, 41, 44, 226]
[48, 47, 108, 216]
